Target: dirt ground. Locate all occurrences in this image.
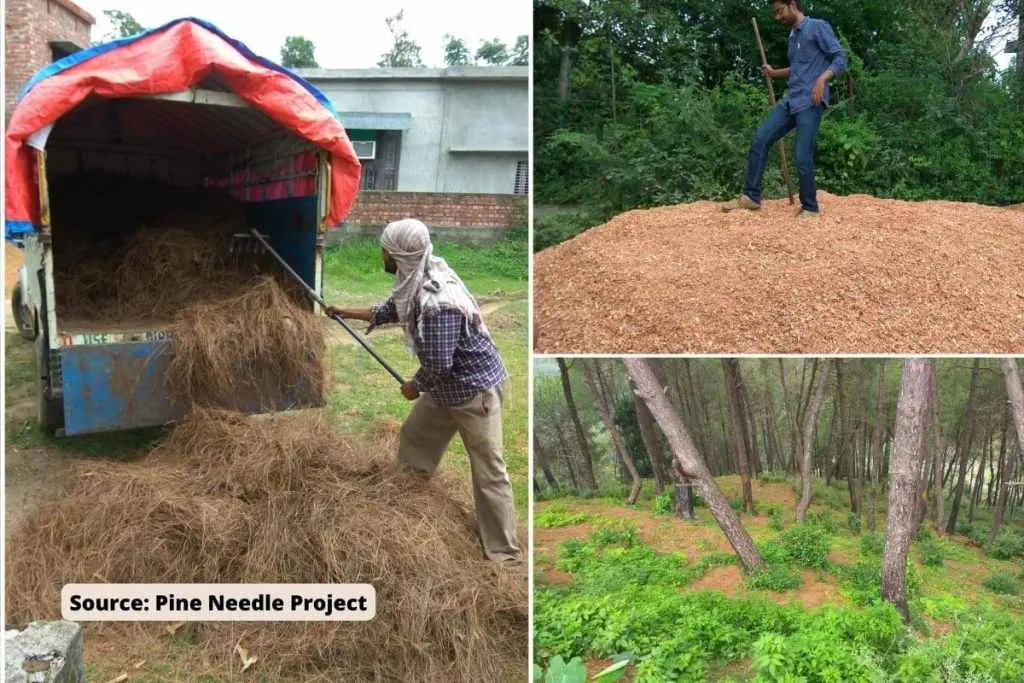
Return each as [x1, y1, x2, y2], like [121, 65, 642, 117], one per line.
[534, 193, 1024, 353]
[4, 303, 77, 536]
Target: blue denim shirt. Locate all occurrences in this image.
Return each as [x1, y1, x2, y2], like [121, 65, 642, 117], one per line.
[784, 16, 847, 114]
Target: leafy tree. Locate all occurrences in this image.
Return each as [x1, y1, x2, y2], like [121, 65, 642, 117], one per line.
[280, 36, 318, 69]
[102, 9, 143, 41]
[378, 10, 424, 68]
[510, 34, 529, 65]
[476, 38, 509, 65]
[443, 34, 470, 66]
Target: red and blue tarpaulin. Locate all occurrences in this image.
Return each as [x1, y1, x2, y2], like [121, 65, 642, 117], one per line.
[5, 17, 361, 240]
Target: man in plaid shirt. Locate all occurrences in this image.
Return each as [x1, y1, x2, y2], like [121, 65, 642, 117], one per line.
[328, 219, 520, 566]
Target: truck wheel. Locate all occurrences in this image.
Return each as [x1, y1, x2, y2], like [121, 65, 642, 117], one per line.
[35, 325, 64, 435]
[12, 282, 37, 340]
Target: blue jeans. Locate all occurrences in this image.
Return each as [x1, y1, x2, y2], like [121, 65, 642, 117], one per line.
[743, 102, 824, 212]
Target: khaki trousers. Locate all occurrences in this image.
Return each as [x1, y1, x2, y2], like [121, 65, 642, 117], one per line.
[397, 386, 521, 563]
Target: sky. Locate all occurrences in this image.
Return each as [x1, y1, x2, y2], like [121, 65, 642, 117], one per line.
[77, 0, 531, 69]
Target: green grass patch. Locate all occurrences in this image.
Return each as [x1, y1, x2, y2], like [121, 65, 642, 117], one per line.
[323, 234, 527, 304]
[982, 572, 1020, 595]
[746, 565, 804, 592]
[536, 504, 590, 529]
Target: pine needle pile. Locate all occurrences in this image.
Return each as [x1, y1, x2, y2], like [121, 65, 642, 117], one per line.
[6, 409, 528, 681]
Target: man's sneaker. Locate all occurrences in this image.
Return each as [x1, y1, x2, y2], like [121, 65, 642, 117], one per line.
[720, 195, 760, 212]
[796, 209, 820, 218]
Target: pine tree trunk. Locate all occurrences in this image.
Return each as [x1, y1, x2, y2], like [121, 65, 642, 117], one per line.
[947, 359, 981, 534]
[534, 434, 561, 492]
[929, 363, 946, 536]
[996, 359, 1024, 539]
[555, 422, 579, 489]
[969, 430, 992, 522]
[672, 460, 696, 520]
[1003, 358, 1024, 472]
[797, 360, 832, 522]
[990, 404, 1011, 543]
[723, 360, 755, 514]
[869, 361, 887, 533]
[632, 376, 667, 493]
[779, 359, 801, 473]
[585, 360, 642, 504]
[882, 359, 932, 624]
[625, 359, 763, 571]
[558, 358, 597, 492]
[739, 373, 762, 477]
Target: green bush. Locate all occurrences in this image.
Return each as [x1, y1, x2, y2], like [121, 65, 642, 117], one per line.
[653, 491, 674, 515]
[806, 510, 839, 534]
[898, 604, 1024, 682]
[591, 521, 639, 548]
[769, 507, 784, 532]
[847, 512, 862, 534]
[986, 530, 1024, 560]
[698, 552, 738, 569]
[536, 504, 590, 529]
[919, 539, 945, 567]
[836, 559, 921, 607]
[776, 524, 832, 568]
[759, 471, 788, 484]
[746, 565, 804, 592]
[983, 572, 1020, 596]
[556, 538, 688, 596]
[860, 532, 885, 556]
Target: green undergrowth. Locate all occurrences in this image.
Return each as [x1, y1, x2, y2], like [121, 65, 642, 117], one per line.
[535, 492, 1024, 681]
[536, 504, 591, 529]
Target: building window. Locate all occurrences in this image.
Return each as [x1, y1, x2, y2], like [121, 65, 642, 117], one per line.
[513, 160, 528, 195]
[358, 131, 401, 191]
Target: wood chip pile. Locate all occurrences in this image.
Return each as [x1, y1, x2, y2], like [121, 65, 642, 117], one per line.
[535, 193, 1024, 353]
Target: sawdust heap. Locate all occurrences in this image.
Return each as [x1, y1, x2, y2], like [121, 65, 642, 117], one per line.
[6, 410, 528, 682]
[534, 193, 1024, 353]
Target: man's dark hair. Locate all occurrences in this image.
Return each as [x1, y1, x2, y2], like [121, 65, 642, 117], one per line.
[771, 0, 802, 9]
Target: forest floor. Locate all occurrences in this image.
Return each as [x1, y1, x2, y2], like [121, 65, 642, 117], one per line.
[533, 193, 1024, 354]
[534, 475, 1024, 681]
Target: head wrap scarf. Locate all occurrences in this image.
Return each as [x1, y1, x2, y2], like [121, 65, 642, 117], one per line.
[379, 219, 490, 346]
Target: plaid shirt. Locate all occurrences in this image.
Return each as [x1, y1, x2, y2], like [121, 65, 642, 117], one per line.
[370, 297, 508, 406]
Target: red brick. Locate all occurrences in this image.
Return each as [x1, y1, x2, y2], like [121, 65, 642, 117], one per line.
[6, 0, 94, 123]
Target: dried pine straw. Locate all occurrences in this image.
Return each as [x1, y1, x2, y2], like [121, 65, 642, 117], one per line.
[166, 276, 325, 411]
[6, 410, 528, 682]
[535, 192, 1024, 353]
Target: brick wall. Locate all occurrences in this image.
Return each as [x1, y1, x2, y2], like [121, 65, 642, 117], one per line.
[5, 0, 94, 122]
[345, 191, 526, 229]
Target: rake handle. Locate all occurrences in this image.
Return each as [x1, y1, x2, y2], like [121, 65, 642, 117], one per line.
[752, 17, 796, 206]
[248, 229, 406, 385]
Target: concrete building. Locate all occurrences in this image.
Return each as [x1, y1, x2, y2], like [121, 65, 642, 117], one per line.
[296, 66, 528, 239]
[5, 0, 95, 123]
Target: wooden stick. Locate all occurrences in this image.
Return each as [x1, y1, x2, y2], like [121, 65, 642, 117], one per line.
[752, 17, 795, 205]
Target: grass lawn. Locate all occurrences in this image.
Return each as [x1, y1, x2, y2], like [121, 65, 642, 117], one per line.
[322, 234, 528, 304]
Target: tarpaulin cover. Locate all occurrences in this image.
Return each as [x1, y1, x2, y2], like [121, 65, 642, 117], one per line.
[5, 17, 361, 239]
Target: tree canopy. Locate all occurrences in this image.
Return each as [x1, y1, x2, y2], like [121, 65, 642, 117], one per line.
[281, 35, 318, 68]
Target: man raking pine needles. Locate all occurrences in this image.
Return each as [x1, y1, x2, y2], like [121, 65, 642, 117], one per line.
[328, 219, 522, 567]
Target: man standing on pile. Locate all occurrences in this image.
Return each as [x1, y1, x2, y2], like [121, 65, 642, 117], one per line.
[327, 219, 521, 567]
[720, 0, 846, 218]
